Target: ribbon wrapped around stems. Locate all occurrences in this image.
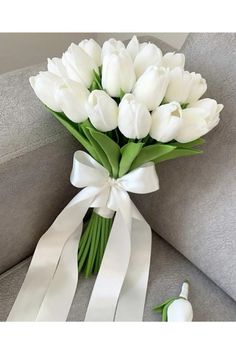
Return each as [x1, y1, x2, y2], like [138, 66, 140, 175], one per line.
[7, 151, 159, 322]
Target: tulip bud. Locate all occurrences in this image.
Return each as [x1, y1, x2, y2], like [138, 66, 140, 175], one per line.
[162, 52, 185, 69]
[133, 66, 169, 111]
[102, 50, 136, 97]
[86, 90, 118, 132]
[47, 57, 68, 79]
[62, 43, 98, 87]
[79, 39, 102, 67]
[29, 71, 62, 112]
[150, 102, 182, 142]
[118, 94, 151, 139]
[134, 43, 162, 78]
[175, 98, 223, 143]
[165, 68, 207, 104]
[55, 80, 89, 123]
[167, 282, 193, 322]
[189, 98, 223, 130]
[102, 38, 125, 59]
[187, 72, 207, 104]
[165, 67, 194, 103]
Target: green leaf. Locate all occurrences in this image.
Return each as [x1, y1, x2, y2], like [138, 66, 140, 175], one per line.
[120, 89, 126, 99]
[153, 297, 179, 312]
[80, 121, 112, 173]
[163, 299, 179, 322]
[88, 128, 121, 178]
[118, 142, 144, 177]
[130, 144, 176, 170]
[181, 103, 189, 109]
[90, 80, 99, 91]
[89, 69, 102, 91]
[162, 304, 169, 321]
[154, 147, 203, 164]
[171, 138, 205, 149]
[98, 65, 102, 77]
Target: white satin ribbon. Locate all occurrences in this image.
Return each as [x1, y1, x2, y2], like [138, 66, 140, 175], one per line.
[7, 150, 159, 322]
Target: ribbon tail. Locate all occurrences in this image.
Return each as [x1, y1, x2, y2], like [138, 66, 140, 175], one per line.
[35, 224, 83, 321]
[114, 204, 152, 321]
[7, 187, 99, 321]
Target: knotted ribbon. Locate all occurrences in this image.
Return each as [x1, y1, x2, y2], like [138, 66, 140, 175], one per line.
[7, 150, 159, 322]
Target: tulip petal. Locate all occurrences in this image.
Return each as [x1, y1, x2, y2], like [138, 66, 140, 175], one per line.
[55, 81, 89, 123]
[62, 43, 98, 87]
[134, 43, 162, 78]
[176, 108, 209, 143]
[126, 35, 139, 60]
[86, 90, 118, 132]
[29, 71, 62, 112]
[150, 102, 182, 142]
[118, 94, 151, 139]
[133, 66, 169, 111]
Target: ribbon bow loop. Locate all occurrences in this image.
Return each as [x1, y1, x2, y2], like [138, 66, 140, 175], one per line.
[117, 162, 159, 195]
[70, 150, 109, 188]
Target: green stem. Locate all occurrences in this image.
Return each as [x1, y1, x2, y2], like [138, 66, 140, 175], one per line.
[78, 210, 114, 277]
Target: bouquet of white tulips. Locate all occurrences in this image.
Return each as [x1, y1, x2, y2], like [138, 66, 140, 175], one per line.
[29, 36, 223, 278]
[7, 35, 223, 322]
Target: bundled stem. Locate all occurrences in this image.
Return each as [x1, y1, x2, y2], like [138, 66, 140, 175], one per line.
[78, 210, 114, 277]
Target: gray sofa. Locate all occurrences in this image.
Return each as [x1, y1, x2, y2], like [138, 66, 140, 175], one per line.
[0, 33, 236, 321]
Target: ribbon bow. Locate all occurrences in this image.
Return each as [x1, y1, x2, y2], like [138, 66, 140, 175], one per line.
[7, 151, 159, 322]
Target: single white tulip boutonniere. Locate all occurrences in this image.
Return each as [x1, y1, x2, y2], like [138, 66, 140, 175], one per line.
[153, 281, 193, 322]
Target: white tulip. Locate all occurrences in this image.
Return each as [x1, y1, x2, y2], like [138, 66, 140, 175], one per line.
[175, 98, 223, 143]
[102, 50, 136, 97]
[118, 94, 151, 139]
[62, 43, 98, 87]
[29, 71, 62, 112]
[79, 39, 102, 67]
[134, 43, 162, 78]
[47, 57, 68, 79]
[55, 80, 89, 123]
[133, 66, 169, 111]
[101, 38, 125, 59]
[167, 282, 193, 322]
[189, 98, 223, 130]
[150, 102, 182, 142]
[162, 52, 185, 69]
[187, 72, 207, 104]
[165, 67, 194, 103]
[165, 68, 207, 104]
[86, 90, 118, 132]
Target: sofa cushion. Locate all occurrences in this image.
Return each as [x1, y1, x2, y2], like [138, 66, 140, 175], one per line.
[0, 64, 79, 273]
[1, 232, 235, 322]
[133, 33, 236, 301]
[0, 64, 66, 164]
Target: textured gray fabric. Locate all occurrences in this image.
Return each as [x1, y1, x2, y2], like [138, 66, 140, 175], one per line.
[0, 63, 68, 164]
[0, 63, 80, 272]
[0, 137, 79, 274]
[0, 232, 235, 322]
[133, 33, 236, 301]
